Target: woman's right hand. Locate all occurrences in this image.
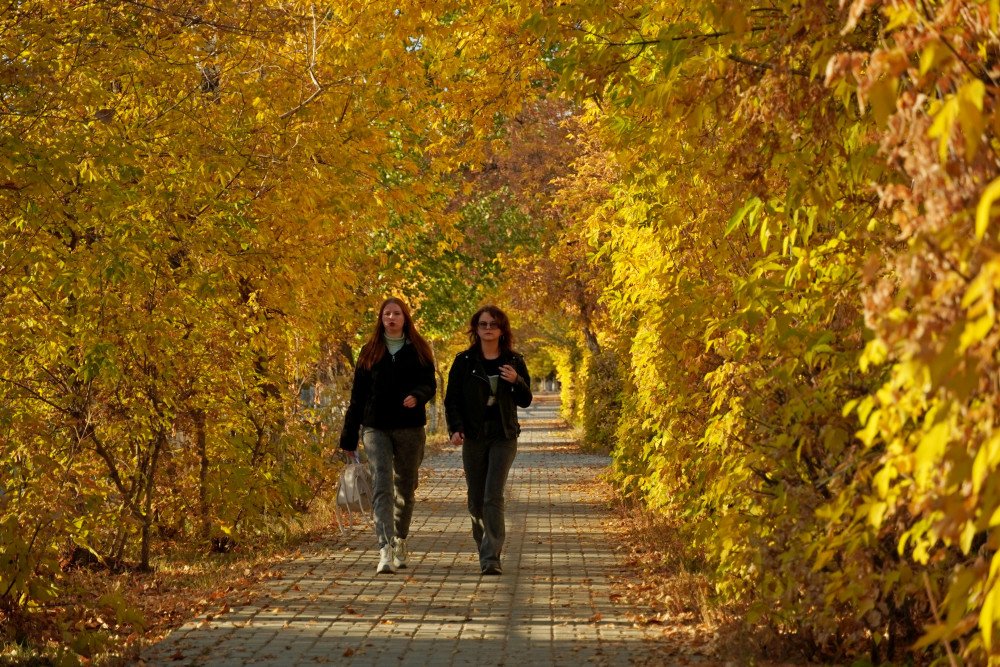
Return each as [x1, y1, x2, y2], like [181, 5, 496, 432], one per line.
[449, 431, 464, 445]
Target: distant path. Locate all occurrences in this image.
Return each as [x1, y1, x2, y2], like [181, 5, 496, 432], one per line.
[139, 394, 669, 666]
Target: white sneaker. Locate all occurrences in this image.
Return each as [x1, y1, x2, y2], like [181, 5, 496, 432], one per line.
[377, 545, 395, 574]
[392, 537, 409, 569]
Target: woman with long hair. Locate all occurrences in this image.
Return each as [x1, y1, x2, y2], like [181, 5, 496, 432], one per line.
[339, 297, 436, 574]
[444, 305, 532, 575]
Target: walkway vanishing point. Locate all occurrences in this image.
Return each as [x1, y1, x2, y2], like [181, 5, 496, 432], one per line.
[138, 394, 700, 666]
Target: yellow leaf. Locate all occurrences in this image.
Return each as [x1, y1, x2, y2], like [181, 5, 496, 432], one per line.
[914, 421, 949, 485]
[884, 4, 917, 30]
[920, 42, 941, 76]
[971, 435, 999, 495]
[960, 311, 995, 351]
[928, 96, 959, 163]
[841, 397, 860, 417]
[976, 176, 1000, 240]
[867, 76, 897, 128]
[868, 501, 888, 528]
[874, 463, 895, 498]
[961, 266, 995, 310]
[988, 433, 1000, 468]
[957, 80, 985, 160]
[859, 338, 888, 372]
[959, 520, 976, 554]
[981, 580, 1000, 650]
[858, 409, 881, 447]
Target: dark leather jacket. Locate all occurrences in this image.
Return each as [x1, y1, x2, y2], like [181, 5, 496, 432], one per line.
[444, 349, 532, 440]
[339, 341, 436, 451]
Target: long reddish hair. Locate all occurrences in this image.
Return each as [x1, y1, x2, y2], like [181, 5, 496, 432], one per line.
[357, 297, 434, 370]
[466, 305, 514, 357]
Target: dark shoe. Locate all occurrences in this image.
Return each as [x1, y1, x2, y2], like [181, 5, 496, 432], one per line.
[481, 563, 502, 575]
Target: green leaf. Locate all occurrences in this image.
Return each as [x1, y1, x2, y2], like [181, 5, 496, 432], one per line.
[725, 197, 761, 236]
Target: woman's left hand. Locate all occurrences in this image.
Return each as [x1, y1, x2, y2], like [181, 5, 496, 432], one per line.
[403, 395, 417, 408]
[499, 364, 518, 384]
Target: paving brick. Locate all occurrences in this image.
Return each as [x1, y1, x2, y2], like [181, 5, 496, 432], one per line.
[138, 395, 671, 666]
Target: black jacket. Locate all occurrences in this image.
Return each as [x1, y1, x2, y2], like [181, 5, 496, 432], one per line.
[444, 349, 532, 440]
[339, 342, 436, 451]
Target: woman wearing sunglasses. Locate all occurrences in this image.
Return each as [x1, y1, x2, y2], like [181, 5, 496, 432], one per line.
[444, 305, 532, 575]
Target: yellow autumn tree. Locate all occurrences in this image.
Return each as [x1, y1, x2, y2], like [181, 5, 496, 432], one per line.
[521, 0, 1000, 662]
[0, 3, 548, 652]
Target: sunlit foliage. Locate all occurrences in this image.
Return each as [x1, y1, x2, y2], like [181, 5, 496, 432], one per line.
[0, 1, 543, 651]
[4, 0, 999, 664]
[522, 0, 1000, 662]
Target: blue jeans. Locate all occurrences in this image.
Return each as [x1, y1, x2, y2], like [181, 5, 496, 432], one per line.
[361, 426, 425, 549]
[462, 428, 517, 569]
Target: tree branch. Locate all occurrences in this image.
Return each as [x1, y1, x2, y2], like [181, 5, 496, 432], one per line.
[564, 23, 767, 48]
[728, 54, 810, 78]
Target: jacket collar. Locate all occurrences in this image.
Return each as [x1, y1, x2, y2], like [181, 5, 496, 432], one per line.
[469, 350, 511, 383]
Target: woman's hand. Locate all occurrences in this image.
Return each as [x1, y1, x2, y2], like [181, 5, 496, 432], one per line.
[403, 395, 417, 408]
[499, 364, 518, 384]
[450, 431, 464, 445]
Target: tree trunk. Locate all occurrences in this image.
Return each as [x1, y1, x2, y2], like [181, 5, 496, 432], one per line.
[139, 430, 166, 571]
[194, 409, 210, 540]
[582, 326, 601, 355]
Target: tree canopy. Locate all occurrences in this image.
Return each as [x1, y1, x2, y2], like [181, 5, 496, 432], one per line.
[2, 0, 999, 664]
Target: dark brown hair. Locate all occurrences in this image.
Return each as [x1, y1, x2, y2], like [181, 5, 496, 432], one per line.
[467, 305, 513, 357]
[357, 297, 434, 370]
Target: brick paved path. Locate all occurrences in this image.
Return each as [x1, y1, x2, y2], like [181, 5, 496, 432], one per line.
[139, 394, 668, 666]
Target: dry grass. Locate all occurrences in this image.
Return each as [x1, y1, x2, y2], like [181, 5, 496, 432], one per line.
[1, 437, 448, 666]
[0, 496, 358, 667]
[600, 493, 726, 661]
[602, 492, 824, 666]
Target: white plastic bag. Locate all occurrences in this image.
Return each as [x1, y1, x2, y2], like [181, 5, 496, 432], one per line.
[334, 457, 373, 533]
